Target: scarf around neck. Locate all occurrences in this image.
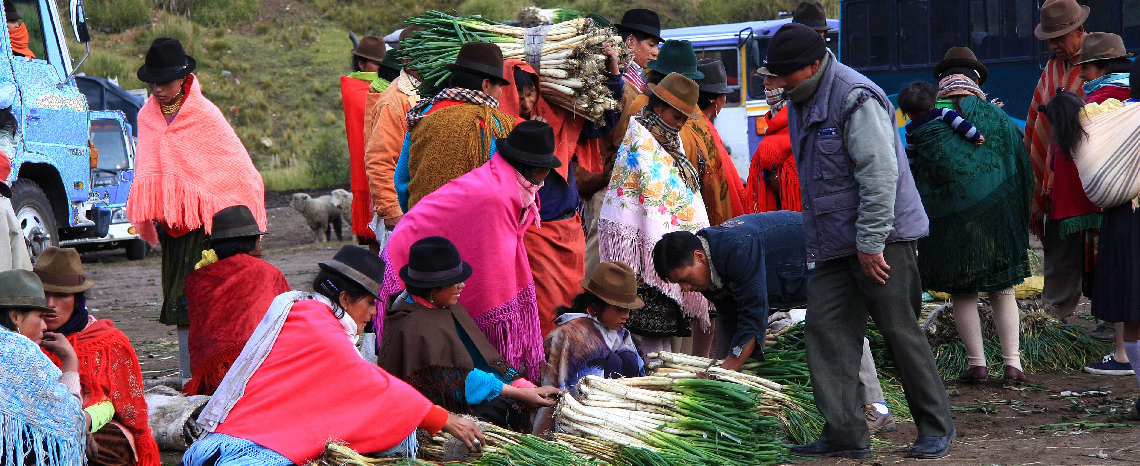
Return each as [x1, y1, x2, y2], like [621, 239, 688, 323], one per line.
[766, 87, 788, 113]
[787, 52, 832, 104]
[637, 107, 700, 194]
[515, 169, 543, 228]
[1082, 72, 1130, 96]
[938, 74, 986, 100]
[407, 87, 500, 129]
[53, 295, 89, 335]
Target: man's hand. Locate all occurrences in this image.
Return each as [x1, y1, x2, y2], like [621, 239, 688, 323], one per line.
[602, 44, 621, 75]
[857, 251, 891, 284]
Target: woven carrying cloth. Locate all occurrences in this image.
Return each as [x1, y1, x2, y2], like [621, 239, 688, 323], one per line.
[0, 328, 86, 466]
[127, 74, 266, 245]
[909, 96, 1033, 293]
[1071, 99, 1140, 210]
[599, 117, 712, 329]
[379, 153, 545, 382]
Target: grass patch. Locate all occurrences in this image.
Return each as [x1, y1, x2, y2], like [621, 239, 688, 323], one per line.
[261, 165, 312, 191]
[86, 0, 150, 31]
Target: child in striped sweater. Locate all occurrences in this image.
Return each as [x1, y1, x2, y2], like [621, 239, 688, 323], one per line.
[899, 81, 985, 159]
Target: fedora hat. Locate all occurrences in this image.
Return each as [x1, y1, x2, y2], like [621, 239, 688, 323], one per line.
[497, 120, 562, 169]
[647, 40, 705, 80]
[446, 42, 508, 85]
[792, 1, 832, 32]
[696, 58, 731, 94]
[210, 205, 264, 241]
[351, 35, 387, 63]
[615, 9, 662, 42]
[648, 72, 703, 120]
[0, 269, 52, 311]
[399, 236, 473, 289]
[580, 262, 644, 309]
[379, 49, 402, 72]
[933, 47, 989, 85]
[137, 37, 196, 84]
[1077, 32, 1134, 64]
[33, 247, 94, 294]
[318, 245, 385, 299]
[1035, 0, 1089, 40]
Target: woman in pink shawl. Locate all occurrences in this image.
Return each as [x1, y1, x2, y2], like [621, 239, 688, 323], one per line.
[380, 121, 562, 382]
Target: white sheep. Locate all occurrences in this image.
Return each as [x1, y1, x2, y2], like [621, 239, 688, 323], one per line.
[329, 189, 354, 236]
[290, 193, 343, 242]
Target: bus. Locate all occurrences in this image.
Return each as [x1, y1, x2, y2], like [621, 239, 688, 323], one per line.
[661, 18, 839, 178]
[839, 0, 1140, 124]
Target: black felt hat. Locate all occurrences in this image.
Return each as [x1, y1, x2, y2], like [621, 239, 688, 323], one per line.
[379, 49, 402, 72]
[210, 205, 264, 240]
[496, 120, 562, 169]
[792, 1, 832, 32]
[137, 37, 196, 84]
[318, 245, 386, 298]
[4, 0, 19, 21]
[615, 9, 662, 42]
[446, 42, 508, 85]
[400, 236, 473, 289]
[764, 23, 827, 76]
[696, 58, 731, 94]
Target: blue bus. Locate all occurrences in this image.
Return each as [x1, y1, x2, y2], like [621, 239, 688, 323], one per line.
[661, 18, 839, 178]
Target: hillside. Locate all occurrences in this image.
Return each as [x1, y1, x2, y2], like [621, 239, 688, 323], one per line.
[71, 0, 837, 189]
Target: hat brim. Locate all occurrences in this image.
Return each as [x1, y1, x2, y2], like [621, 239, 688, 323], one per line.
[698, 82, 732, 94]
[932, 57, 989, 85]
[647, 82, 703, 120]
[136, 56, 196, 84]
[0, 302, 54, 312]
[319, 261, 382, 299]
[614, 23, 663, 42]
[1034, 5, 1090, 39]
[579, 278, 645, 309]
[497, 139, 563, 169]
[210, 227, 267, 241]
[445, 62, 510, 86]
[646, 60, 705, 80]
[40, 276, 94, 294]
[1075, 52, 1136, 65]
[399, 262, 473, 289]
[352, 49, 386, 64]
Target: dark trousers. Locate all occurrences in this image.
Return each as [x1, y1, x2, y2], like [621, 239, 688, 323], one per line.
[805, 241, 953, 446]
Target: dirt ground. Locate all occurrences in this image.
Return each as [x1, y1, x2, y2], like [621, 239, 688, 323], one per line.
[78, 201, 1138, 465]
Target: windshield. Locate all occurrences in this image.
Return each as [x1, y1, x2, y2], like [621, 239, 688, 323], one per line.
[91, 119, 129, 170]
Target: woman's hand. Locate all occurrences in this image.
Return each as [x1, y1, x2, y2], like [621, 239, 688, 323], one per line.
[441, 413, 485, 452]
[503, 384, 562, 407]
[40, 332, 78, 373]
[602, 43, 621, 76]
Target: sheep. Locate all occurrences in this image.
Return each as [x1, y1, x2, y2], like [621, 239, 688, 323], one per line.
[329, 189, 354, 236]
[290, 193, 343, 242]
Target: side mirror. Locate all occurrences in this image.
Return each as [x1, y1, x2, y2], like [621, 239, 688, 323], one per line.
[70, 0, 89, 44]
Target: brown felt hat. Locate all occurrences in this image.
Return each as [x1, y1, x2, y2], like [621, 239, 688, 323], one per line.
[351, 35, 387, 63]
[933, 47, 989, 85]
[33, 247, 94, 294]
[580, 262, 644, 309]
[0, 269, 52, 311]
[446, 42, 509, 85]
[1035, 0, 1089, 40]
[647, 72, 702, 120]
[1076, 32, 1134, 65]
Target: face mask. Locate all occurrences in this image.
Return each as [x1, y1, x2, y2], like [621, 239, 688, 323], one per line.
[766, 87, 787, 113]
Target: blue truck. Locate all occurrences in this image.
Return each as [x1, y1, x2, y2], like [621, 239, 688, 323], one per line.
[3, 0, 147, 260]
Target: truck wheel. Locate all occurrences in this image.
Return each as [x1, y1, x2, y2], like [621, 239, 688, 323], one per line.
[125, 239, 148, 261]
[10, 179, 57, 261]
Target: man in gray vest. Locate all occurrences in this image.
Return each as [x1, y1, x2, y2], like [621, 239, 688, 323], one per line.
[762, 23, 954, 459]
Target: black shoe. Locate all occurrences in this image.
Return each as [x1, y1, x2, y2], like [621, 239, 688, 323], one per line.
[790, 440, 871, 459]
[1091, 322, 1116, 342]
[906, 428, 956, 459]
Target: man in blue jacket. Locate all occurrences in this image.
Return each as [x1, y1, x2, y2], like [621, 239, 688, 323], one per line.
[653, 211, 896, 434]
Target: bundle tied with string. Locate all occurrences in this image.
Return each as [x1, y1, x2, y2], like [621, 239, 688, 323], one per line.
[1068, 98, 1140, 210]
[400, 11, 631, 123]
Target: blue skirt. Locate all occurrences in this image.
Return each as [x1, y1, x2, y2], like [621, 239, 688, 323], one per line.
[1091, 203, 1140, 323]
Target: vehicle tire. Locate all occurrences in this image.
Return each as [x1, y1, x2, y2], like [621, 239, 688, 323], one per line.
[125, 239, 148, 261]
[10, 179, 57, 261]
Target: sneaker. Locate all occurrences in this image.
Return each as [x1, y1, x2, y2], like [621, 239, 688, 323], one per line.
[1084, 354, 1135, 376]
[864, 403, 897, 433]
[1091, 322, 1116, 342]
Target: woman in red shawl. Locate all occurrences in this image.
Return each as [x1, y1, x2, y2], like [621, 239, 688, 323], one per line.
[184, 246, 484, 465]
[747, 76, 801, 213]
[35, 247, 160, 466]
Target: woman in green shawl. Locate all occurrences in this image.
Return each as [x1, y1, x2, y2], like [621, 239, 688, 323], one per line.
[903, 48, 1033, 385]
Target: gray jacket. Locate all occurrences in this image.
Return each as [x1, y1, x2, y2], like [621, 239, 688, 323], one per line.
[786, 52, 928, 262]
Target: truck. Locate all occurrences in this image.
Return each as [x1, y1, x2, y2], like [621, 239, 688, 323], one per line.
[2, 0, 146, 260]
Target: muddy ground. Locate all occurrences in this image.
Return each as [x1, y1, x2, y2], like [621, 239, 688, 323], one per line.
[79, 200, 1138, 465]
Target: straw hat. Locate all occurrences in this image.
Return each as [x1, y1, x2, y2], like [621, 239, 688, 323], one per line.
[0, 269, 52, 311]
[33, 247, 94, 294]
[580, 262, 644, 309]
[647, 73, 702, 120]
[1076, 32, 1134, 65]
[1034, 0, 1089, 40]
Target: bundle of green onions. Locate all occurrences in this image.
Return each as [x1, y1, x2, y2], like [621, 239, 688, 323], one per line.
[555, 374, 788, 464]
[400, 11, 628, 123]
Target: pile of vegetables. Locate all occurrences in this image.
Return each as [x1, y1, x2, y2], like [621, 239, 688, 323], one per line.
[400, 11, 629, 122]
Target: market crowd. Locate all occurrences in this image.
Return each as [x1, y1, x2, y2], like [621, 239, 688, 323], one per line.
[1, 0, 1138, 464]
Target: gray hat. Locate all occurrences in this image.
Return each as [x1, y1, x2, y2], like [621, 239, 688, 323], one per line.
[210, 205, 265, 241]
[0, 269, 52, 311]
[696, 58, 731, 94]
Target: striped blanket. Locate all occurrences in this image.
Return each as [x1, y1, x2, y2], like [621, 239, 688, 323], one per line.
[1074, 99, 1140, 210]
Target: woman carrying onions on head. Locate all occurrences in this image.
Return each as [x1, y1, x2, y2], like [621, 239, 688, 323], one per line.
[181, 245, 483, 465]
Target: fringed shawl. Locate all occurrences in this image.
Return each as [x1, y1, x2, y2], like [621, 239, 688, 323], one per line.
[0, 328, 86, 466]
[748, 108, 801, 212]
[599, 118, 712, 329]
[128, 75, 266, 245]
[380, 153, 545, 382]
[1024, 54, 1084, 240]
[541, 314, 641, 393]
[379, 297, 520, 413]
[199, 294, 432, 464]
[343, 74, 378, 241]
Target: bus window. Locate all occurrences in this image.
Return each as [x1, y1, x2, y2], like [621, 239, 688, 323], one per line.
[694, 48, 742, 106]
[898, 1, 963, 66]
[842, 0, 892, 68]
[1081, 0, 1114, 37]
[1125, 0, 1140, 48]
[969, 0, 1035, 60]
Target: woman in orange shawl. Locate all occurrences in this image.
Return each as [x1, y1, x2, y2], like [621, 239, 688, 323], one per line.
[5, 0, 35, 59]
[35, 247, 160, 466]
